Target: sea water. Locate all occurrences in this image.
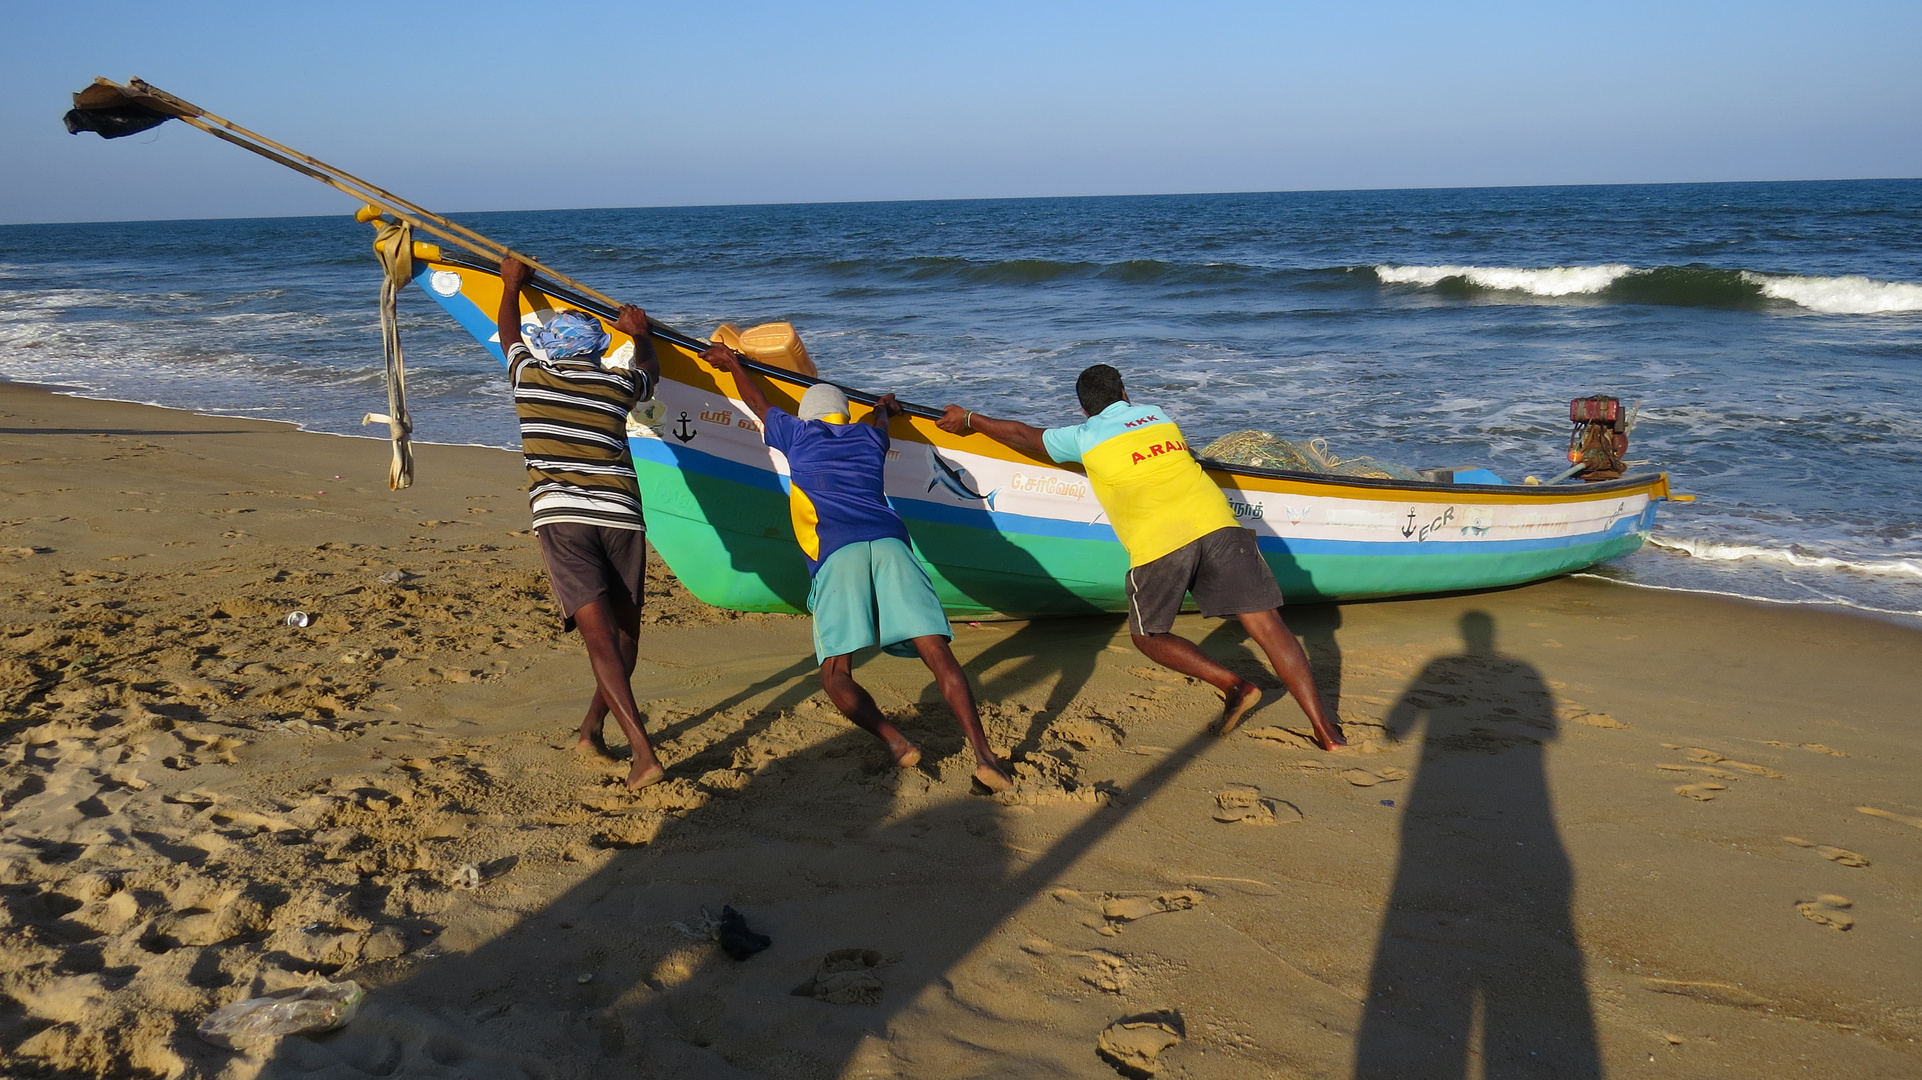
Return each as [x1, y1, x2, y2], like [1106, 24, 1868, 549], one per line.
[2, 180, 1918, 621]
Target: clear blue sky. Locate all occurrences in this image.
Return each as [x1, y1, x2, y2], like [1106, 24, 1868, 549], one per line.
[5, 0, 1919, 224]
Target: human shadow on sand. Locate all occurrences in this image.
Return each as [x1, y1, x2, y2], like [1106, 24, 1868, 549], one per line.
[245, 615, 1248, 1079]
[1352, 611, 1600, 1080]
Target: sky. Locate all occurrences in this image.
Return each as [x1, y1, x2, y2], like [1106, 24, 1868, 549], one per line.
[4, 0, 1920, 224]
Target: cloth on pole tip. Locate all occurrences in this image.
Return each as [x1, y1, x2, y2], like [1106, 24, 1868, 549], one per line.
[526, 311, 610, 360]
[798, 383, 850, 422]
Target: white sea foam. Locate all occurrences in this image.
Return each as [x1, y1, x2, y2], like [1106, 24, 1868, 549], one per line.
[1647, 536, 1922, 579]
[1571, 573, 1922, 620]
[1375, 263, 1922, 313]
[1740, 271, 1922, 314]
[1374, 263, 1636, 296]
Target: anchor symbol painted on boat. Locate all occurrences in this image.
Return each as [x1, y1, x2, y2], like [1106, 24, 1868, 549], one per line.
[672, 412, 697, 443]
[1403, 506, 1456, 541]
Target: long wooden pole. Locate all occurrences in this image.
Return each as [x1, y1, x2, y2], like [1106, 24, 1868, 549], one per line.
[99, 77, 625, 310]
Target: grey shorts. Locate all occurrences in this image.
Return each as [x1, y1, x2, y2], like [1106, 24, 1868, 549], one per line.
[536, 522, 646, 632]
[1125, 526, 1285, 636]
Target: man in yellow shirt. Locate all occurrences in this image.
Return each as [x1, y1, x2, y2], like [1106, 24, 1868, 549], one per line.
[938, 364, 1345, 750]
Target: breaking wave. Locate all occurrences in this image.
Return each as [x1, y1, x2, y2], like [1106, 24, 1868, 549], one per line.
[1373, 263, 1922, 314]
[1647, 536, 1922, 579]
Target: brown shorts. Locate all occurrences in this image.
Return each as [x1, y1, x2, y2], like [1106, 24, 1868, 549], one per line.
[536, 522, 646, 632]
[1125, 526, 1285, 636]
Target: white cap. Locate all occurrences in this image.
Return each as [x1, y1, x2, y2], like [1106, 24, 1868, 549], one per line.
[798, 383, 850, 422]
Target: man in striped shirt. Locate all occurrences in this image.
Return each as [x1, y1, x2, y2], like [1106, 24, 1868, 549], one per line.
[498, 257, 665, 788]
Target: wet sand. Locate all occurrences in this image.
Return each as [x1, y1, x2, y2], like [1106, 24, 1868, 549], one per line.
[2, 381, 1918, 1079]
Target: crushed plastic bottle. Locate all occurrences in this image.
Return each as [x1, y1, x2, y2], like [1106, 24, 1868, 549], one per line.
[196, 980, 364, 1046]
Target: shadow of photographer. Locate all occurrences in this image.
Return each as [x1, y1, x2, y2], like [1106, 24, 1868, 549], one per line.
[1353, 610, 1600, 1080]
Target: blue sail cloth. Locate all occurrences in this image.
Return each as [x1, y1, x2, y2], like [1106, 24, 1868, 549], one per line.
[524, 311, 610, 360]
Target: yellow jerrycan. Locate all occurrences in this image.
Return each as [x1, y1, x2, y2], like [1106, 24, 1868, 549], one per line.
[712, 322, 817, 377]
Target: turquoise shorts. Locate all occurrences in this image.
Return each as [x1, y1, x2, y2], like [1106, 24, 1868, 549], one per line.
[808, 537, 952, 663]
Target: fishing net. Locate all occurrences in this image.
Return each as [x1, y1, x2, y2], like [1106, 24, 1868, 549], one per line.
[1199, 430, 1427, 482]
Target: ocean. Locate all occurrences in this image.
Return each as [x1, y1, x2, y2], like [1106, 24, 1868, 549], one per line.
[3, 180, 1919, 621]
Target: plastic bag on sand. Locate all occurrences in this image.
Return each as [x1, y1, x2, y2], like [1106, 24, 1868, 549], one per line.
[197, 980, 364, 1046]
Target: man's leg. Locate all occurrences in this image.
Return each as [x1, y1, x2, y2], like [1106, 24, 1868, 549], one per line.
[1130, 630, 1265, 735]
[820, 653, 922, 768]
[909, 636, 1013, 792]
[573, 597, 663, 788]
[1237, 608, 1346, 750]
[575, 591, 641, 759]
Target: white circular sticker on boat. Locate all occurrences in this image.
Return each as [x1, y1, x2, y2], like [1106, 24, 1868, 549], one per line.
[430, 270, 463, 297]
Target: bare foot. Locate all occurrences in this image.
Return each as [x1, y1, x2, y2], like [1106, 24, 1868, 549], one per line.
[575, 727, 619, 761]
[626, 760, 666, 790]
[1213, 681, 1263, 736]
[1310, 715, 1348, 751]
[878, 728, 922, 769]
[974, 761, 1014, 793]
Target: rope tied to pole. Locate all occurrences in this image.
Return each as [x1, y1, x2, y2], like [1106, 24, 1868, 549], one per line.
[363, 207, 415, 489]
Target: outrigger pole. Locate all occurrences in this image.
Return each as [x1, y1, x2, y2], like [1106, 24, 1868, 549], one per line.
[64, 76, 716, 490]
[65, 77, 625, 310]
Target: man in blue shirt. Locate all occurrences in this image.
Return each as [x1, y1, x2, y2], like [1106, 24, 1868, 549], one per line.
[702, 343, 1013, 792]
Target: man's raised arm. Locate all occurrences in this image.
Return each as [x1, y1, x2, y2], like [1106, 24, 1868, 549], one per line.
[497, 257, 532, 353]
[864, 393, 904, 429]
[935, 405, 1049, 458]
[700, 343, 774, 421]
[612, 305, 658, 395]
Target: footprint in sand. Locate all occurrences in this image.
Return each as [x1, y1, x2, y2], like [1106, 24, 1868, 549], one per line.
[1674, 783, 1727, 801]
[1641, 978, 1773, 1009]
[1763, 740, 1848, 757]
[1211, 784, 1301, 826]
[1795, 894, 1854, 931]
[1340, 766, 1408, 788]
[1858, 806, 1922, 830]
[1054, 888, 1204, 936]
[1097, 1009, 1185, 1079]
[791, 948, 886, 1006]
[1658, 746, 1788, 778]
[1659, 763, 1740, 780]
[1783, 836, 1870, 868]
[1243, 726, 1319, 750]
[1557, 701, 1629, 728]
[1082, 950, 1134, 994]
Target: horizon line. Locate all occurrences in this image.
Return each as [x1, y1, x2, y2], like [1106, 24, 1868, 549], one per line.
[5, 174, 1918, 229]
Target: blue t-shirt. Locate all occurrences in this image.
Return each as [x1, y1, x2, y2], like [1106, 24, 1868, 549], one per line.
[761, 407, 911, 575]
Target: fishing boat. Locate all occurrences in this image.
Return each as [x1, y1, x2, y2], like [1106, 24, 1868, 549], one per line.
[410, 246, 1675, 617]
[64, 77, 1679, 618]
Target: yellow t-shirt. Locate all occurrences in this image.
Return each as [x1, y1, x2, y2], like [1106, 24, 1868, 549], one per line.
[1042, 401, 1240, 566]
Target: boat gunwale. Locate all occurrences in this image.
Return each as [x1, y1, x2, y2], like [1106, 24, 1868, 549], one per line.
[433, 249, 1671, 504]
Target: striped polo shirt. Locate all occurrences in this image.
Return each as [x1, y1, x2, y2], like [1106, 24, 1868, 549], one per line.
[508, 341, 652, 531]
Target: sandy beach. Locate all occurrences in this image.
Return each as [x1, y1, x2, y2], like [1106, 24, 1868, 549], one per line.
[2, 380, 1919, 1079]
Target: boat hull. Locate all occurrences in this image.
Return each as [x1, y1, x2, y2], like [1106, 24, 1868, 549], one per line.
[406, 250, 1669, 617]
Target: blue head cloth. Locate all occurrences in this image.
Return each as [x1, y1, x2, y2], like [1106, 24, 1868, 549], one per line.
[525, 311, 610, 360]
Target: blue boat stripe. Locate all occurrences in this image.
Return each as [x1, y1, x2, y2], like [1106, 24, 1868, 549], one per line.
[411, 265, 509, 366]
[636, 436, 1651, 559]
